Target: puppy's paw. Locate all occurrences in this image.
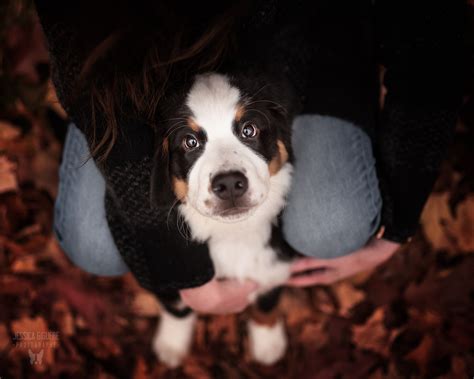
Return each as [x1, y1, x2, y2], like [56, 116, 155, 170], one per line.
[152, 312, 196, 368]
[153, 338, 186, 368]
[248, 319, 287, 365]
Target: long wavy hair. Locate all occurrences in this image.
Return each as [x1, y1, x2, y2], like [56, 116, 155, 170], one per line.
[77, 1, 244, 161]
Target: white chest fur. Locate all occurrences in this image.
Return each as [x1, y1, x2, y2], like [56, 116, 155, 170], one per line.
[179, 164, 293, 290]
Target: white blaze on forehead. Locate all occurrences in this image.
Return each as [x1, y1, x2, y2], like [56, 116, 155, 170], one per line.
[186, 73, 240, 139]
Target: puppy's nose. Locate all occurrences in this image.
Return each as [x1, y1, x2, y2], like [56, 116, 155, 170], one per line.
[211, 171, 248, 200]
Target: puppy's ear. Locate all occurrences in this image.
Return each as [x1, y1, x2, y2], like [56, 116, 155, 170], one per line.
[270, 79, 300, 121]
[150, 137, 176, 208]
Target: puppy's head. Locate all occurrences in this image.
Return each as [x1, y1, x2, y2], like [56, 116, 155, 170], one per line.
[151, 72, 295, 222]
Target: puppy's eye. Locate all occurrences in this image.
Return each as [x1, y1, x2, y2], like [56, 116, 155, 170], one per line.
[183, 135, 199, 150]
[241, 122, 258, 139]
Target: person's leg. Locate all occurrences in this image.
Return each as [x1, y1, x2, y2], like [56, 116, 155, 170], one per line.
[282, 115, 382, 258]
[54, 123, 129, 276]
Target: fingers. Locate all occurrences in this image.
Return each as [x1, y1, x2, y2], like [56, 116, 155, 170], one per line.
[290, 257, 328, 274]
[286, 270, 337, 287]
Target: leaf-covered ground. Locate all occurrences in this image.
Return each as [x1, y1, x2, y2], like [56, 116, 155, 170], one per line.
[0, 2, 473, 378]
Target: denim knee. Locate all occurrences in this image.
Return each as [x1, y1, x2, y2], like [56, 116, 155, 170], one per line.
[282, 115, 382, 259]
[54, 123, 129, 276]
[283, 196, 381, 258]
[53, 210, 128, 276]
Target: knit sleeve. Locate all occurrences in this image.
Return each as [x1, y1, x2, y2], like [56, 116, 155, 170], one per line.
[103, 157, 215, 292]
[374, 1, 465, 242]
[35, 0, 216, 291]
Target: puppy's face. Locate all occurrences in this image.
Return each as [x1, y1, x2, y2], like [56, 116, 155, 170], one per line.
[152, 73, 294, 222]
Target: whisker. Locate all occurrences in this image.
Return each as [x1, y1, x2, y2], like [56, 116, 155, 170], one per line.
[247, 84, 271, 100]
[166, 198, 180, 228]
[244, 99, 288, 115]
[165, 124, 188, 139]
[163, 117, 189, 123]
[176, 212, 190, 240]
[164, 120, 187, 133]
[246, 108, 271, 127]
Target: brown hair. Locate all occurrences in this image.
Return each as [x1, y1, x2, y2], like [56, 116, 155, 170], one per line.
[78, 2, 243, 161]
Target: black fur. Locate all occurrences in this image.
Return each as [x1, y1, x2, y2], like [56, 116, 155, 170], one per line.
[256, 287, 284, 313]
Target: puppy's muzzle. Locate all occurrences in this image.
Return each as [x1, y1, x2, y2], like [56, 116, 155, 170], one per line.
[211, 171, 248, 201]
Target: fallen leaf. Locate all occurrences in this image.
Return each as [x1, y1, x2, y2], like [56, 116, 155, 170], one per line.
[51, 300, 75, 336]
[449, 195, 474, 252]
[31, 142, 60, 198]
[405, 334, 434, 376]
[352, 308, 390, 356]
[183, 355, 213, 379]
[10, 255, 37, 272]
[421, 193, 455, 251]
[279, 289, 313, 326]
[299, 320, 328, 350]
[0, 323, 10, 351]
[44, 276, 118, 335]
[0, 121, 21, 140]
[311, 287, 336, 314]
[332, 281, 365, 317]
[0, 156, 18, 193]
[132, 356, 149, 379]
[207, 314, 239, 351]
[77, 335, 121, 359]
[421, 193, 474, 254]
[131, 292, 161, 317]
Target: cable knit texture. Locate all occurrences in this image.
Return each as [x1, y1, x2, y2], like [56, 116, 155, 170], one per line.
[35, 0, 464, 291]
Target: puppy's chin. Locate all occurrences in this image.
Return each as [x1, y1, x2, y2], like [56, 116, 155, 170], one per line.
[191, 197, 266, 223]
[211, 206, 256, 223]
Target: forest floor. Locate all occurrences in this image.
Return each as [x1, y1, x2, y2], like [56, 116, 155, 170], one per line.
[0, 2, 473, 378]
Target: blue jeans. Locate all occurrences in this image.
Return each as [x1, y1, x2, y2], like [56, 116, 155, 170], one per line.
[54, 115, 382, 276]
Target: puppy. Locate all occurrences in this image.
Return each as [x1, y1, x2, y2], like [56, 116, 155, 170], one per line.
[150, 72, 299, 367]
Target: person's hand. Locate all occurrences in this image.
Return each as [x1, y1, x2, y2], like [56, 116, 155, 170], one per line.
[179, 278, 259, 314]
[286, 238, 401, 286]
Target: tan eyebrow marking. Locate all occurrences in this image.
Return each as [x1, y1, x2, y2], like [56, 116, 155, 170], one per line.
[187, 117, 201, 132]
[235, 104, 246, 122]
[268, 140, 289, 176]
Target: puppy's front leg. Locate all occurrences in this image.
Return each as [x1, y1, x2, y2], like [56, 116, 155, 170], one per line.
[153, 294, 196, 368]
[247, 287, 287, 365]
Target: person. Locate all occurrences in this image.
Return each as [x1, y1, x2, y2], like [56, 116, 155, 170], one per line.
[35, 0, 464, 314]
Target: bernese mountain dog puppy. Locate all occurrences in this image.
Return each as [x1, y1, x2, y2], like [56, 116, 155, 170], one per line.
[150, 72, 300, 367]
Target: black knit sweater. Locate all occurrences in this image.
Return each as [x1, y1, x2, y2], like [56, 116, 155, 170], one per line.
[35, 0, 465, 292]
